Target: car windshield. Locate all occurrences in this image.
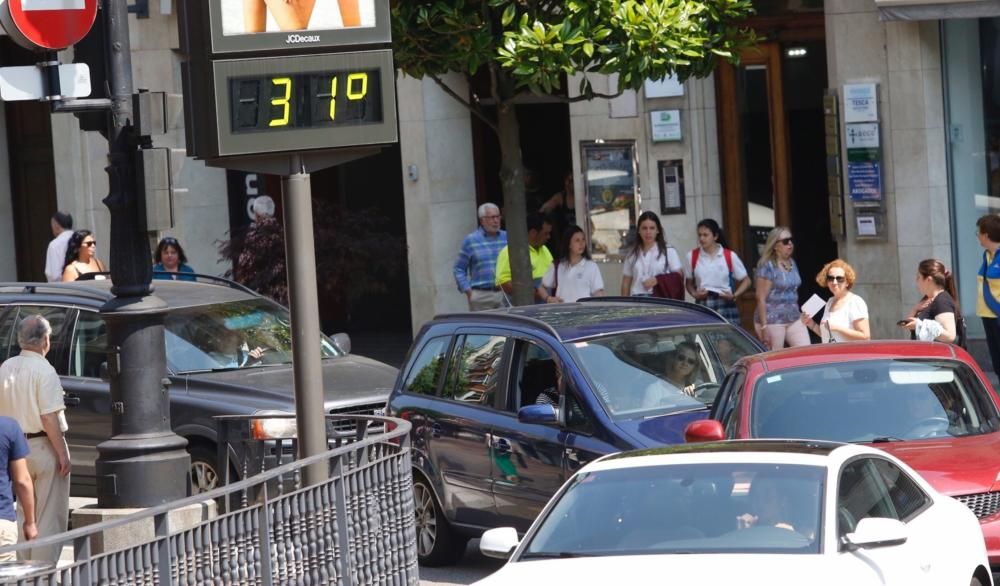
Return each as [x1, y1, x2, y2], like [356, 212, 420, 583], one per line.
[164, 299, 340, 373]
[750, 359, 1000, 442]
[569, 326, 758, 418]
[523, 462, 824, 558]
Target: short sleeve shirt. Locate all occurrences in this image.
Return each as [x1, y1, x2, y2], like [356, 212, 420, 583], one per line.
[820, 293, 869, 343]
[622, 246, 684, 295]
[685, 247, 749, 293]
[755, 260, 802, 325]
[542, 258, 605, 302]
[917, 291, 958, 321]
[0, 351, 67, 434]
[0, 417, 27, 521]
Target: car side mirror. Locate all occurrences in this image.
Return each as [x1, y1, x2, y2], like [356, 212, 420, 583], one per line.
[518, 404, 557, 425]
[841, 518, 908, 551]
[332, 333, 351, 355]
[684, 419, 725, 443]
[480, 527, 519, 559]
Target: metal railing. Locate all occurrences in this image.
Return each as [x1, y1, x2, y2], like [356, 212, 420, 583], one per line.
[0, 415, 418, 585]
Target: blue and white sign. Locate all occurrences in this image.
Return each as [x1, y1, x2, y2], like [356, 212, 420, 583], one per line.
[843, 83, 878, 123]
[848, 161, 881, 202]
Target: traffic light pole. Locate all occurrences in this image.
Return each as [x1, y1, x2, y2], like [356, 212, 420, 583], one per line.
[94, 0, 190, 507]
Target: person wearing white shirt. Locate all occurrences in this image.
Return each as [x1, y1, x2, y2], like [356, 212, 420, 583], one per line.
[43, 212, 73, 283]
[539, 226, 604, 303]
[685, 219, 750, 325]
[620, 211, 683, 296]
[801, 259, 870, 343]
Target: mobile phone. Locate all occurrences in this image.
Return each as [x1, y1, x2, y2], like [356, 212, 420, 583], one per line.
[896, 319, 910, 326]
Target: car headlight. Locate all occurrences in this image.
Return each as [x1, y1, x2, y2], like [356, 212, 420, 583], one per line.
[251, 410, 297, 440]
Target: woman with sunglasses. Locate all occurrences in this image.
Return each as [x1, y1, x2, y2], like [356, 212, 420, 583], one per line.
[153, 237, 196, 282]
[754, 227, 809, 349]
[61, 230, 106, 282]
[801, 259, 870, 343]
[643, 341, 702, 406]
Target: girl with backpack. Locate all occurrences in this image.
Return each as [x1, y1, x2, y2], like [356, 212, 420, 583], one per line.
[685, 219, 750, 325]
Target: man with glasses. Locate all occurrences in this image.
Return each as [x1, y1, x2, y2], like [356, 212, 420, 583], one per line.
[454, 203, 507, 311]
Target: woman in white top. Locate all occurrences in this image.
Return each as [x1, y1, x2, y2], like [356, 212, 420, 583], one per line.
[801, 259, 870, 343]
[540, 226, 605, 303]
[620, 211, 683, 296]
[685, 218, 750, 325]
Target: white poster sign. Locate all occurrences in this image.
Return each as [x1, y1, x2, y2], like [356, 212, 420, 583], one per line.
[644, 76, 684, 99]
[843, 83, 878, 123]
[845, 122, 880, 149]
[650, 110, 682, 142]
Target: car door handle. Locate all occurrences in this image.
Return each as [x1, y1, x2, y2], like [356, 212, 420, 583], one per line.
[431, 423, 443, 438]
[64, 394, 81, 408]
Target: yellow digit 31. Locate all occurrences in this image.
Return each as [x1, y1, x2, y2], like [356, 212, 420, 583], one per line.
[269, 77, 292, 127]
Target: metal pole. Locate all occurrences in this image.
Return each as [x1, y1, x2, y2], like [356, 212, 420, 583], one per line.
[281, 155, 327, 486]
[94, 0, 190, 507]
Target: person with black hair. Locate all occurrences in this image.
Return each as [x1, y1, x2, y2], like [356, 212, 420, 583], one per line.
[685, 218, 750, 325]
[43, 212, 73, 283]
[539, 225, 604, 303]
[978, 214, 1000, 375]
[494, 212, 553, 302]
[620, 211, 683, 296]
[61, 230, 106, 282]
[153, 237, 196, 282]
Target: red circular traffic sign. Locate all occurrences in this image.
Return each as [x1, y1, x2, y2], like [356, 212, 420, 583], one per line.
[0, 0, 98, 51]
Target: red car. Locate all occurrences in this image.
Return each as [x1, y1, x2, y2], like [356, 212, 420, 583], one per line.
[686, 341, 1000, 570]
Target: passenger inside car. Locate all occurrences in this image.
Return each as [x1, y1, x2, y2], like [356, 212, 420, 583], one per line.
[641, 341, 703, 407]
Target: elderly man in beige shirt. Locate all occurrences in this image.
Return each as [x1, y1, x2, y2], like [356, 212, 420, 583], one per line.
[0, 315, 70, 562]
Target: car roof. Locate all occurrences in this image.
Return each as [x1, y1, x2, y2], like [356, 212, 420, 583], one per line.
[0, 277, 260, 310]
[738, 340, 958, 373]
[434, 297, 729, 342]
[586, 440, 868, 472]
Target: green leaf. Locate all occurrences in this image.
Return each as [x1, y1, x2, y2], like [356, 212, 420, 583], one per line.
[583, 42, 594, 57]
[501, 4, 516, 26]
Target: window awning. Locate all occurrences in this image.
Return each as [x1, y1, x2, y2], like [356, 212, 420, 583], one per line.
[877, 0, 1000, 20]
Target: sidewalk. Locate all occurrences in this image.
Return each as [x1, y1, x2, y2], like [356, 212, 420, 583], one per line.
[57, 496, 97, 564]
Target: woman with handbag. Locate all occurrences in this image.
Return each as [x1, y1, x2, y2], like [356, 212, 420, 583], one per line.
[754, 227, 809, 349]
[621, 211, 683, 297]
[685, 218, 750, 325]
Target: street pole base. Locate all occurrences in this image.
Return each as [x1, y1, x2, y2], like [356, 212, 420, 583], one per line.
[95, 433, 190, 508]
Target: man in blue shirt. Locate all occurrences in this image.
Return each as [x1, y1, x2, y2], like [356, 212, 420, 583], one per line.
[0, 416, 36, 560]
[454, 203, 507, 310]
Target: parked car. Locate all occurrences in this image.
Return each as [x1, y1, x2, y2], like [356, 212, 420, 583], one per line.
[388, 297, 764, 565]
[0, 277, 398, 496]
[474, 439, 993, 585]
[685, 341, 1000, 572]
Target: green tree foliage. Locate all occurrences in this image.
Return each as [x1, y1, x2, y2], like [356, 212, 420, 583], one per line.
[393, 0, 756, 304]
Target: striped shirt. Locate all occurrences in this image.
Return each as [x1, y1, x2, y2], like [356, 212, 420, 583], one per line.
[454, 227, 507, 292]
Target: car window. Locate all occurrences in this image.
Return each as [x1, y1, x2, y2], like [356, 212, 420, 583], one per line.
[716, 369, 746, 440]
[513, 341, 558, 410]
[10, 306, 72, 375]
[569, 325, 751, 419]
[750, 359, 1000, 442]
[0, 306, 19, 364]
[524, 462, 824, 557]
[401, 336, 450, 395]
[565, 391, 594, 434]
[837, 459, 897, 536]
[870, 458, 929, 522]
[163, 299, 339, 373]
[70, 311, 107, 378]
[441, 335, 506, 406]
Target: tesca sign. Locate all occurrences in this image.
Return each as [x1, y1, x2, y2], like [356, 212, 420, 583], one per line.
[0, 0, 98, 50]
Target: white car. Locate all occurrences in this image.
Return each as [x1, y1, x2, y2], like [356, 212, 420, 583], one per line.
[474, 440, 992, 586]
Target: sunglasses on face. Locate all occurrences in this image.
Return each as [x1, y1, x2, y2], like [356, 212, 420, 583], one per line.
[779, 237, 794, 245]
[676, 355, 698, 366]
[826, 275, 846, 283]
[83, 241, 97, 247]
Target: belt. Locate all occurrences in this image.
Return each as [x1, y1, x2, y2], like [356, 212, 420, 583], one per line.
[471, 286, 500, 291]
[24, 432, 45, 440]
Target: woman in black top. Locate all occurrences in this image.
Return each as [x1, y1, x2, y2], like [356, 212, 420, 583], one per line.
[900, 259, 961, 344]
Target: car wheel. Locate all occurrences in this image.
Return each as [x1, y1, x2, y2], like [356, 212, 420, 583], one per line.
[189, 445, 221, 494]
[413, 475, 467, 566]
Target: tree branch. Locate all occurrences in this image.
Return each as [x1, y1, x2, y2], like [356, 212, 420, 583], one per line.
[427, 73, 499, 134]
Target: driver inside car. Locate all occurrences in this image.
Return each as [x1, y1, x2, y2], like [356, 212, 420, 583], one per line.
[210, 328, 266, 369]
[642, 341, 702, 407]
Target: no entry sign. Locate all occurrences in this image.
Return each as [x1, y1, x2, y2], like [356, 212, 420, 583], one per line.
[0, 0, 98, 51]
